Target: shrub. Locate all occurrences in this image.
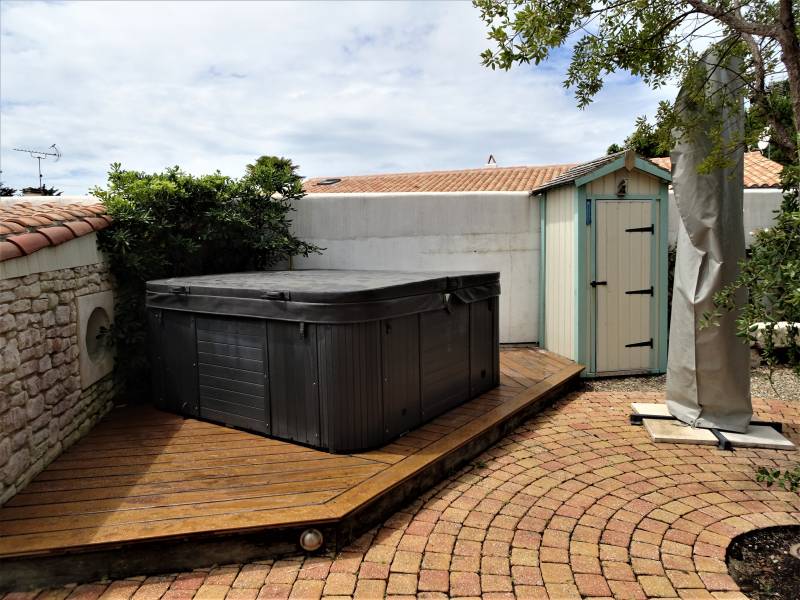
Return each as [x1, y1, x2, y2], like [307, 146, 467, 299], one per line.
[93, 156, 319, 398]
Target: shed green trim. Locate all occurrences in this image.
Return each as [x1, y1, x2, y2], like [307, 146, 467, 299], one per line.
[583, 193, 660, 200]
[538, 194, 546, 348]
[574, 157, 625, 188]
[588, 196, 598, 375]
[575, 185, 588, 366]
[635, 157, 673, 182]
[574, 157, 672, 188]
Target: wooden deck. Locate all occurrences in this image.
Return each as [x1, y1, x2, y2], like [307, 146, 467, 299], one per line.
[0, 348, 581, 586]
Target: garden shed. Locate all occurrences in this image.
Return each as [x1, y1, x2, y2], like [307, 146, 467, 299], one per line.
[532, 150, 671, 376]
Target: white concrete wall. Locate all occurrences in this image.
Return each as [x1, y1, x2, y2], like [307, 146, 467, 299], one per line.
[668, 188, 783, 247]
[291, 192, 539, 343]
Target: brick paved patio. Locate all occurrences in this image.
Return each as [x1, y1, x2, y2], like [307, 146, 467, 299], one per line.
[3, 390, 799, 600]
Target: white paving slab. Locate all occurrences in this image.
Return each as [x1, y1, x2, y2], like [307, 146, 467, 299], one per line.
[720, 426, 796, 450]
[631, 403, 671, 417]
[643, 418, 718, 445]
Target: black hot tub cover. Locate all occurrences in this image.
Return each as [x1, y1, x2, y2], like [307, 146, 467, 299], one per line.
[146, 269, 500, 323]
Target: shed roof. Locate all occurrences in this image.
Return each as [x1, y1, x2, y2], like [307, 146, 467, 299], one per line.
[0, 200, 111, 263]
[304, 151, 781, 194]
[531, 150, 671, 194]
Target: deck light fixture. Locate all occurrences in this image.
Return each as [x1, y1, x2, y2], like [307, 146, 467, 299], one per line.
[299, 528, 324, 552]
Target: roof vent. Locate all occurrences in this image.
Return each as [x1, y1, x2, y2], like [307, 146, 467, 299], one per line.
[484, 154, 498, 168]
[316, 178, 342, 186]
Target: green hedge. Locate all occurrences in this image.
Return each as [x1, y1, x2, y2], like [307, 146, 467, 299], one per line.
[93, 156, 319, 399]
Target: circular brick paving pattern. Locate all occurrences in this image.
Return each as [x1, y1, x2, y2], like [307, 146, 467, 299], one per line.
[3, 391, 799, 599]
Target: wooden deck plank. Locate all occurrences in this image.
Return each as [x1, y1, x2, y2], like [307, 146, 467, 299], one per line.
[47, 441, 323, 471]
[16, 456, 379, 494]
[0, 348, 582, 560]
[0, 472, 382, 522]
[0, 497, 341, 557]
[62, 430, 289, 453]
[0, 485, 352, 536]
[2, 464, 386, 511]
[33, 449, 332, 481]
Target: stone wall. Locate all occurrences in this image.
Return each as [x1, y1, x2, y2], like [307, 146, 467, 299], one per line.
[0, 263, 116, 505]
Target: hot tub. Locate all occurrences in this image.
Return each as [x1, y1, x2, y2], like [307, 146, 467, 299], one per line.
[146, 270, 499, 452]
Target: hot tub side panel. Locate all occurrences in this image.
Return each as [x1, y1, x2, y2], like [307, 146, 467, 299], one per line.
[196, 317, 270, 434]
[420, 301, 471, 421]
[470, 296, 500, 397]
[149, 310, 199, 418]
[317, 322, 383, 453]
[267, 321, 321, 447]
[381, 314, 422, 441]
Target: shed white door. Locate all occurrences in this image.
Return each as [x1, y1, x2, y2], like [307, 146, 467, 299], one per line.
[594, 200, 653, 373]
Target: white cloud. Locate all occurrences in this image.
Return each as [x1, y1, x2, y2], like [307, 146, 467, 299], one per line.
[0, 0, 675, 193]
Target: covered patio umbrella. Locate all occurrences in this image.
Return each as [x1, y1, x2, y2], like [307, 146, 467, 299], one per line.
[666, 48, 752, 433]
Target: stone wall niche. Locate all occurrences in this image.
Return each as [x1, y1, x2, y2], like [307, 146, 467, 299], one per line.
[77, 290, 114, 388]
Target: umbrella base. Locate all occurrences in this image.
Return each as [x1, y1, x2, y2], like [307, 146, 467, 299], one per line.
[629, 403, 793, 451]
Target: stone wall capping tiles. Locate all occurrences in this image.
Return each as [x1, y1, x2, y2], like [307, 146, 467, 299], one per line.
[0, 201, 111, 264]
[7, 233, 50, 256]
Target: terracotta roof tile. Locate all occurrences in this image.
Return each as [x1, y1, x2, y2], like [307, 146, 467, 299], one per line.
[650, 152, 782, 188]
[0, 222, 25, 234]
[305, 152, 781, 194]
[0, 241, 23, 261]
[304, 164, 577, 194]
[62, 221, 94, 237]
[38, 226, 76, 246]
[5, 216, 47, 228]
[83, 216, 111, 231]
[7, 232, 50, 255]
[0, 200, 110, 262]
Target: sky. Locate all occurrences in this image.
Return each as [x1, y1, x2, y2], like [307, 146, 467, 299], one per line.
[0, 0, 676, 195]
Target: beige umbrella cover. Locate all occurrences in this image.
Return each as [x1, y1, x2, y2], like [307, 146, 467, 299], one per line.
[666, 50, 752, 433]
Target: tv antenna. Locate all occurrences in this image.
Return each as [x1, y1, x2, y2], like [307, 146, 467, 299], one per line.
[12, 144, 61, 192]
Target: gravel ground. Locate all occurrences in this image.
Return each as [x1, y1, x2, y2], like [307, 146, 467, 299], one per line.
[582, 363, 800, 401]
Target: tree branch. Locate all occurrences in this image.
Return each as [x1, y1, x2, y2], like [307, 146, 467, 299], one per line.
[683, 0, 780, 38]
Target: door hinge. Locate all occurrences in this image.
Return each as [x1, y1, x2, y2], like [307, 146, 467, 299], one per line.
[625, 286, 654, 296]
[590, 280, 607, 287]
[625, 338, 653, 348]
[625, 224, 654, 234]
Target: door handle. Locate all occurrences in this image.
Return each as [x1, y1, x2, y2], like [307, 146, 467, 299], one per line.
[590, 281, 607, 287]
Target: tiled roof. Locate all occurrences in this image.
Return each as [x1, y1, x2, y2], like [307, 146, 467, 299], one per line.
[304, 164, 577, 194]
[0, 201, 111, 263]
[532, 150, 670, 193]
[651, 152, 783, 189]
[305, 151, 782, 194]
